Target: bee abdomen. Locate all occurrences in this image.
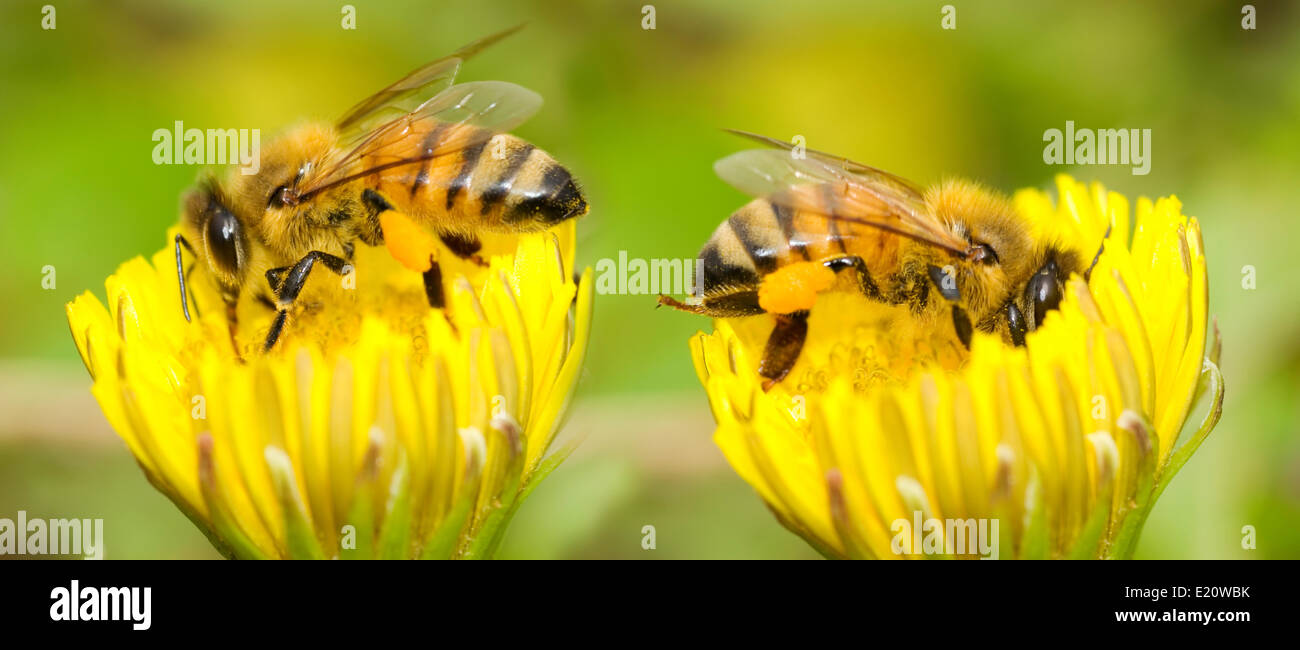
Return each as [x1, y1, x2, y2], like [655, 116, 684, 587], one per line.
[496, 139, 587, 230]
[698, 238, 760, 296]
[437, 133, 586, 231]
[398, 127, 586, 231]
[697, 204, 779, 296]
[726, 201, 789, 274]
[477, 138, 535, 214]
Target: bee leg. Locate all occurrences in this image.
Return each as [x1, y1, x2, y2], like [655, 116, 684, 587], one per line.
[438, 231, 489, 267]
[264, 251, 349, 352]
[422, 257, 445, 309]
[759, 311, 809, 392]
[365, 190, 448, 284]
[656, 295, 712, 314]
[265, 266, 290, 294]
[422, 258, 461, 335]
[823, 255, 884, 301]
[951, 305, 973, 349]
[658, 290, 764, 317]
[1006, 301, 1027, 347]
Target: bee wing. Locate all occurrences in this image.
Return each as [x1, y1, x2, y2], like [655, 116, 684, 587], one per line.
[335, 24, 524, 135]
[713, 146, 969, 257]
[723, 129, 927, 197]
[297, 80, 542, 200]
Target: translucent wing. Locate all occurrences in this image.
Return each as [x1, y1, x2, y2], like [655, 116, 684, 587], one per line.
[714, 135, 970, 257]
[724, 129, 926, 197]
[296, 80, 542, 201]
[335, 24, 524, 136]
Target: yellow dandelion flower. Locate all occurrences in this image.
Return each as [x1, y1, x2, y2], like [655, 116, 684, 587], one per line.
[65, 221, 592, 559]
[688, 175, 1223, 559]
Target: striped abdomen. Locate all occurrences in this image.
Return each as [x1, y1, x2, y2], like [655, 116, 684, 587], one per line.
[699, 184, 901, 301]
[364, 120, 586, 232]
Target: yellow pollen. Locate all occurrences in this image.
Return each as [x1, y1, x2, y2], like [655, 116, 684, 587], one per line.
[380, 209, 437, 272]
[757, 261, 836, 314]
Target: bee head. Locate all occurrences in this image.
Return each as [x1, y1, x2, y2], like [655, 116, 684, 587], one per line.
[184, 178, 249, 294]
[1021, 249, 1079, 327]
[925, 237, 1004, 304]
[257, 124, 336, 211]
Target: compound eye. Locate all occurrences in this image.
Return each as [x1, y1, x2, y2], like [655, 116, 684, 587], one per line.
[206, 203, 243, 275]
[1025, 259, 1062, 325]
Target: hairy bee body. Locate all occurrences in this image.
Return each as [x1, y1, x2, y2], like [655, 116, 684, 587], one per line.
[197, 120, 584, 292]
[698, 183, 904, 315]
[664, 134, 1101, 389]
[174, 27, 587, 354]
[349, 122, 583, 237]
[699, 179, 1079, 333]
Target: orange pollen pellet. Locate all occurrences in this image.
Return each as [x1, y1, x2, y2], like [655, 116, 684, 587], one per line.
[379, 210, 437, 272]
[758, 261, 837, 314]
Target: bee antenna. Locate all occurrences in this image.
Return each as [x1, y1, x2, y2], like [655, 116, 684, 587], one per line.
[175, 233, 192, 323]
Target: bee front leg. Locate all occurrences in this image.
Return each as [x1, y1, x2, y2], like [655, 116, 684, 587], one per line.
[759, 311, 809, 392]
[265, 266, 290, 295]
[264, 250, 349, 352]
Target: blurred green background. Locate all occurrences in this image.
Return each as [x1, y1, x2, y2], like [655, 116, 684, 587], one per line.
[1, 0, 1296, 559]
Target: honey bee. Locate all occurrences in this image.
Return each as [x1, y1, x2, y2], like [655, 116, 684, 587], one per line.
[660, 131, 1107, 390]
[174, 26, 587, 353]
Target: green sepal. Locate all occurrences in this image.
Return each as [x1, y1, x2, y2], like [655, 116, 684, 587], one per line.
[376, 451, 414, 559]
[1067, 481, 1114, 560]
[1018, 466, 1050, 560]
[194, 435, 272, 560]
[419, 484, 477, 560]
[340, 471, 374, 561]
[1153, 359, 1224, 503]
[1110, 358, 1223, 559]
[462, 425, 528, 560]
[265, 446, 327, 560]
